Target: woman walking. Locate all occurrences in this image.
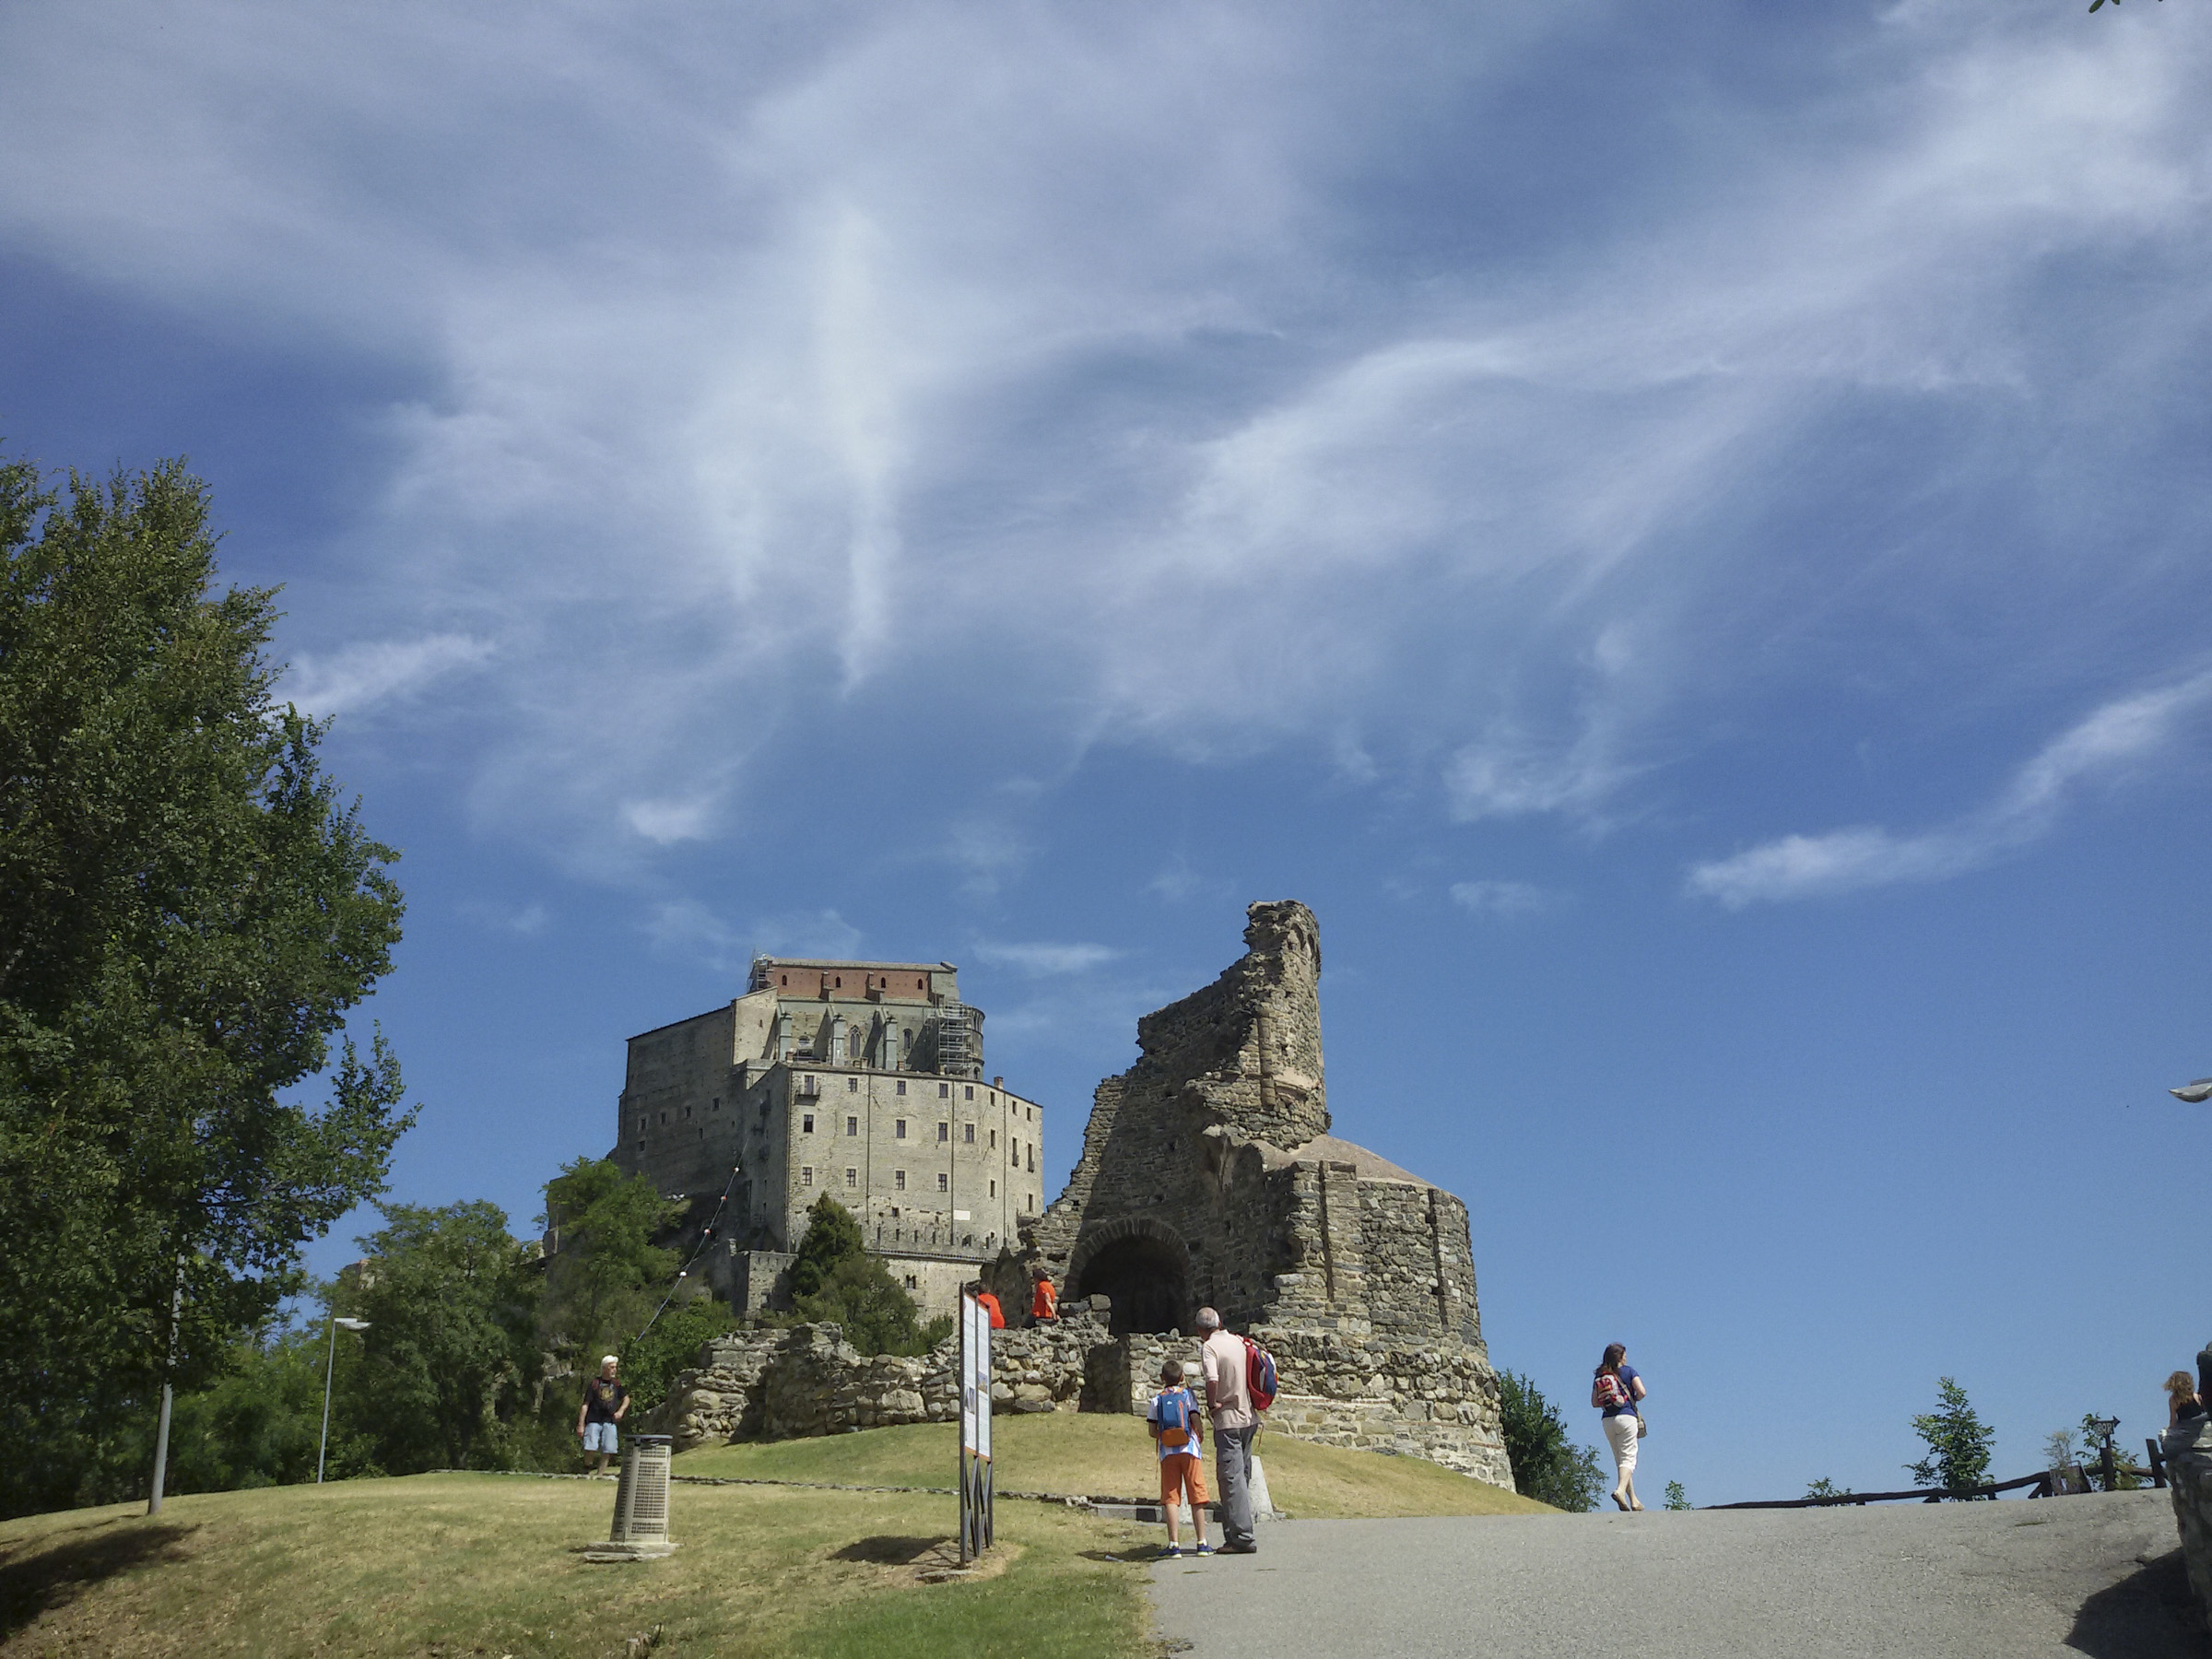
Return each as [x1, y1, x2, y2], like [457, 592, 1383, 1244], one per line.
[1593, 1342, 1646, 1512]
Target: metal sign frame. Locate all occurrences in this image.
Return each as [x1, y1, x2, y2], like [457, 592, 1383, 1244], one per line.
[958, 1289, 994, 1561]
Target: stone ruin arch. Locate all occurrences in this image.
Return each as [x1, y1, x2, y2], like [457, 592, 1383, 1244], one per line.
[1066, 1215, 1192, 1336]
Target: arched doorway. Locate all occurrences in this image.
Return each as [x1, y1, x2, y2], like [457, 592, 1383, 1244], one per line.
[1068, 1218, 1191, 1335]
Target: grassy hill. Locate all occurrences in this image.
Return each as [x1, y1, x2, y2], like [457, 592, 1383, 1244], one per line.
[0, 1414, 1544, 1657]
[677, 1410, 1549, 1521]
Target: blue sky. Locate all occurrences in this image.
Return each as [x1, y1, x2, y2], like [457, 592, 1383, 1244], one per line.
[4, 0, 2209, 1505]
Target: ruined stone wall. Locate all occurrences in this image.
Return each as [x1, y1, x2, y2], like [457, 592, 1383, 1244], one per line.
[1359, 1185, 1483, 1350]
[642, 1307, 1112, 1451]
[1006, 900, 1509, 1488]
[645, 1304, 1510, 1490]
[1256, 1327, 1511, 1485]
[1034, 903, 1329, 1326]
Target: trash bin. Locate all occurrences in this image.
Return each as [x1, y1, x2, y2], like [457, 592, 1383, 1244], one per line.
[610, 1435, 673, 1547]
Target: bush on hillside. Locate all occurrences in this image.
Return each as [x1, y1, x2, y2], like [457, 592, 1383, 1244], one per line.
[1496, 1370, 1605, 1512]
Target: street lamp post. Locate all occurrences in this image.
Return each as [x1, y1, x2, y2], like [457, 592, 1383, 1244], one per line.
[2088, 1415, 2121, 1493]
[318, 1315, 371, 1484]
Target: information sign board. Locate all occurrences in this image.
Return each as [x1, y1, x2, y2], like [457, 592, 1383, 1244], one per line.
[958, 1289, 994, 1560]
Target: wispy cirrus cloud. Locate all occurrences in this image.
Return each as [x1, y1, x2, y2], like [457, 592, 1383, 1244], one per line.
[1, 3, 2205, 864]
[1450, 879, 1563, 918]
[282, 633, 491, 720]
[970, 939, 1121, 976]
[1688, 670, 2212, 907]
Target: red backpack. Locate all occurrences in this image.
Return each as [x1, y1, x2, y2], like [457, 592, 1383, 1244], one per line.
[1241, 1337, 1278, 1412]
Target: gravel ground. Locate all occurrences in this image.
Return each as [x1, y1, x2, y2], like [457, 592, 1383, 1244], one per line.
[1148, 1489, 2207, 1658]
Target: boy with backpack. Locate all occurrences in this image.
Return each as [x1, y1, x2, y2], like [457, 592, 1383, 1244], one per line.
[1147, 1358, 1212, 1558]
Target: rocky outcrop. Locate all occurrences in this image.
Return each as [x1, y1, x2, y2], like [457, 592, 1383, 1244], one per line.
[2165, 1414, 2212, 1631]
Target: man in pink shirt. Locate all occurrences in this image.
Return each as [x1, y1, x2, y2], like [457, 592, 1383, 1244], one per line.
[1196, 1306, 1258, 1553]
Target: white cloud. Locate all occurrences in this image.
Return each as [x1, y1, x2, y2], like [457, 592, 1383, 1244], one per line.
[282, 634, 491, 720]
[0, 5, 2205, 853]
[1449, 879, 1560, 918]
[1688, 670, 2212, 907]
[970, 940, 1121, 976]
[622, 798, 717, 846]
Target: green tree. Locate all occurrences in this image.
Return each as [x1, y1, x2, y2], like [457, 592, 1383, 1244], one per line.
[788, 1194, 865, 1297]
[341, 1202, 540, 1474]
[1805, 1477, 1854, 1500]
[620, 1297, 737, 1416]
[1664, 1480, 1692, 1511]
[1906, 1377, 1995, 1498]
[539, 1158, 681, 1369]
[782, 1197, 945, 1358]
[1496, 1370, 1606, 1512]
[0, 456, 411, 1519]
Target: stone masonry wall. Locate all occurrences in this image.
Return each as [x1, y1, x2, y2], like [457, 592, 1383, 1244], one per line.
[642, 1305, 1112, 1452]
[644, 1303, 1510, 1489]
[2165, 1415, 2212, 1632]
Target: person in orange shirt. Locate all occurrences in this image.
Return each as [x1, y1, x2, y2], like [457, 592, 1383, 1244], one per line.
[967, 1280, 1006, 1329]
[1030, 1267, 1057, 1324]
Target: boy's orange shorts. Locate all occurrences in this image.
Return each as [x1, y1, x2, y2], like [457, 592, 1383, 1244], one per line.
[1159, 1450, 1208, 1509]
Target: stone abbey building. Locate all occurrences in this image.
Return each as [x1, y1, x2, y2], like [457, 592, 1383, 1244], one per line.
[647, 902, 1512, 1487]
[613, 956, 1048, 1319]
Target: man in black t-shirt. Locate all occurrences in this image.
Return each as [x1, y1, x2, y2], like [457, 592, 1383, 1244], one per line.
[576, 1354, 629, 1474]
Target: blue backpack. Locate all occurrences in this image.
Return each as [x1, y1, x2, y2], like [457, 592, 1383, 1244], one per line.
[1153, 1387, 1196, 1451]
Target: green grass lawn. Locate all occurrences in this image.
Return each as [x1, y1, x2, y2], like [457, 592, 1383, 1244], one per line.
[0, 1474, 1153, 1659]
[677, 1409, 1553, 1521]
[0, 1415, 1545, 1656]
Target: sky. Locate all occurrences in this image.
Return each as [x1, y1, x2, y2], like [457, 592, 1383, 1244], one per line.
[3, 0, 2209, 1507]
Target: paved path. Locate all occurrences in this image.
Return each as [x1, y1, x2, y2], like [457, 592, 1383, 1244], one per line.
[1148, 1491, 2206, 1658]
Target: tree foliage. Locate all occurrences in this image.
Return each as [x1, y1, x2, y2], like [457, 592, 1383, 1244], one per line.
[1496, 1370, 1606, 1512]
[788, 1194, 865, 1299]
[1805, 1477, 1854, 1500]
[1906, 1377, 1995, 1498]
[621, 1297, 736, 1416]
[0, 455, 411, 1519]
[340, 1202, 543, 1474]
[539, 1157, 680, 1369]
[1664, 1480, 1692, 1511]
[784, 1196, 945, 1357]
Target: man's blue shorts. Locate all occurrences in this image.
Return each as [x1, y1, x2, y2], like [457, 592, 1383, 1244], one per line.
[583, 1421, 618, 1454]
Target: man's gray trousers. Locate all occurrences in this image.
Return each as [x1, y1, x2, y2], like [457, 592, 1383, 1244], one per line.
[1214, 1422, 1257, 1548]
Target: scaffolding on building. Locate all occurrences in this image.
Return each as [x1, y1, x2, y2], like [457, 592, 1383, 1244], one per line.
[932, 1005, 981, 1078]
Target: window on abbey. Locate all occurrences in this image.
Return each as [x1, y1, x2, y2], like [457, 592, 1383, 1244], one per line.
[936, 1171, 948, 1193]
[936, 1122, 948, 1143]
[801, 1167, 812, 1187]
[964, 1124, 975, 1145]
[802, 1114, 814, 1133]
[895, 1119, 908, 1139]
[845, 1115, 858, 1135]
[845, 1168, 857, 1188]
[894, 1170, 906, 1191]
